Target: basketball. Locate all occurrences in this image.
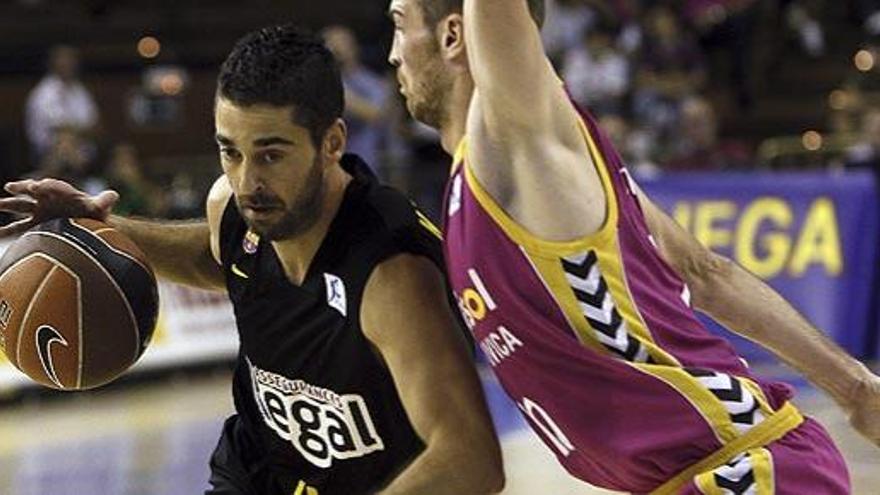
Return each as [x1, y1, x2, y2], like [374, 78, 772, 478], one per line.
[0, 217, 158, 390]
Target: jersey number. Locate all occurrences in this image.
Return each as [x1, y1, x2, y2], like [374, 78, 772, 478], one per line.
[517, 397, 576, 458]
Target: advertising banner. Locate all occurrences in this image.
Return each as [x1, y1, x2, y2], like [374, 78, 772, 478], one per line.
[640, 171, 878, 361]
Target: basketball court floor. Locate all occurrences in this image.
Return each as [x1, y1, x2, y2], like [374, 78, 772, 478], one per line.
[0, 364, 878, 495]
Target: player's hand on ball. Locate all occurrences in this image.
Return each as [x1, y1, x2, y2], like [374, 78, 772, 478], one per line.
[848, 373, 880, 448]
[0, 178, 119, 237]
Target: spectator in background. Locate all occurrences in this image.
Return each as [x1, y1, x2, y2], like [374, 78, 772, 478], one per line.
[563, 18, 631, 116]
[633, 5, 707, 141]
[598, 113, 661, 175]
[845, 108, 880, 172]
[681, 0, 759, 107]
[105, 142, 164, 216]
[322, 25, 389, 173]
[34, 126, 104, 193]
[853, 0, 880, 43]
[25, 45, 99, 162]
[663, 96, 754, 171]
[781, 0, 826, 57]
[541, 0, 596, 64]
[164, 173, 201, 219]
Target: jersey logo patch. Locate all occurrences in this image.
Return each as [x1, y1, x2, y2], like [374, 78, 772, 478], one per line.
[324, 273, 347, 317]
[243, 229, 260, 254]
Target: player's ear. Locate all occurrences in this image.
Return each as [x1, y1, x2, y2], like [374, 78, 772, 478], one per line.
[322, 118, 347, 163]
[437, 13, 465, 62]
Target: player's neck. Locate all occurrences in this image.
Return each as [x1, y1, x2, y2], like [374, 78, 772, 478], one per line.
[438, 76, 473, 158]
[271, 165, 352, 286]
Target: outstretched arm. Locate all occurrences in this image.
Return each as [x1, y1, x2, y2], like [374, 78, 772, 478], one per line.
[639, 190, 880, 447]
[462, 0, 606, 242]
[363, 254, 504, 494]
[1, 177, 226, 291]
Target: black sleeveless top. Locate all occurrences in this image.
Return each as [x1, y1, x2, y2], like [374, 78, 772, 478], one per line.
[218, 154, 446, 494]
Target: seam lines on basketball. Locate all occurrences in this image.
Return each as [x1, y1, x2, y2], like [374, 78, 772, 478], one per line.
[17, 265, 57, 369]
[0, 253, 62, 367]
[45, 258, 85, 389]
[23, 231, 141, 366]
[27, 257, 85, 388]
[69, 219, 152, 275]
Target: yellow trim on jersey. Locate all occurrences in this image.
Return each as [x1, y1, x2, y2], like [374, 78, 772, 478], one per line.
[694, 447, 775, 495]
[292, 481, 319, 495]
[528, 254, 613, 355]
[652, 403, 801, 495]
[452, 138, 467, 174]
[458, 114, 619, 256]
[741, 377, 776, 418]
[751, 447, 776, 495]
[592, 234, 675, 357]
[695, 475, 723, 495]
[636, 364, 741, 444]
[528, 251, 679, 365]
[416, 210, 442, 240]
[231, 263, 250, 280]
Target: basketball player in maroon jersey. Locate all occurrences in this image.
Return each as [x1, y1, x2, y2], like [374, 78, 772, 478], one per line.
[387, 0, 880, 493]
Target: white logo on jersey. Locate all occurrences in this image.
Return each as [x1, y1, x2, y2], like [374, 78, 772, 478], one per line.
[249, 360, 385, 468]
[448, 174, 462, 217]
[324, 273, 347, 317]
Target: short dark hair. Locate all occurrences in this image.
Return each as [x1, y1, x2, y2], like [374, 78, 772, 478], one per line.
[217, 24, 343, 146]
[418, 0, 545, 28]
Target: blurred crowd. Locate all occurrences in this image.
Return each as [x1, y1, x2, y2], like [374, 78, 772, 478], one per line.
[20, 44, 202, 219]
[11, 0, 880, 223]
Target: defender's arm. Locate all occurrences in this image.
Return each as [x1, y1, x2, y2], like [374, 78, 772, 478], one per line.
[639, 191, 880, 446]
[362, 254, 504, 494]
[463, 0, 606, 241]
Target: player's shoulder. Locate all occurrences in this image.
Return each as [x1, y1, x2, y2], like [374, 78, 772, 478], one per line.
[362, 183, 420, 231]
[343, 156, 421, 232]
[342, 155, 441, 258]
[207, 175, 235, 264]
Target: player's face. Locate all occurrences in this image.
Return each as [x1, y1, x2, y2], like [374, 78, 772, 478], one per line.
[215, 97, 326, 241]
[387, 0, 454, 128]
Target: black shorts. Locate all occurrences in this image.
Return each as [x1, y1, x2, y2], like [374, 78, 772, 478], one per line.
[205, 416, 295, 495]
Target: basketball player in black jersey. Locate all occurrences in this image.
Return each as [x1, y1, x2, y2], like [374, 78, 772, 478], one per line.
[0, 25, 503, 495]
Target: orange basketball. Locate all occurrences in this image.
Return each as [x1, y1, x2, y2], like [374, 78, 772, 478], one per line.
[0, 218, 158, 390]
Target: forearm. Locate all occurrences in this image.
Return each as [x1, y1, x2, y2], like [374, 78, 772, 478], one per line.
[694, 256, 871, 409]
[377, 437, 502, 495]
[107, 215, 224, 291]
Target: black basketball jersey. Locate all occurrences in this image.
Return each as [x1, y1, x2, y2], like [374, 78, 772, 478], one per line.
[218, 155, 446, 494]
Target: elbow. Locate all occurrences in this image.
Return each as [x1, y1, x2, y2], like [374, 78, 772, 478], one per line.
[476, 448, 506, 494]
[488, 470, 506, 493]
[468, 457, 505, 494]
[473, 443, 506, 493]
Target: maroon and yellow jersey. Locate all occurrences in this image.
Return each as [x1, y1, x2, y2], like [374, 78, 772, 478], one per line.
[441, 106, 803, 494]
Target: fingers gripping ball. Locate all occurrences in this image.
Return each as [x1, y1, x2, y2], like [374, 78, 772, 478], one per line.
[0, 218, 158, 390]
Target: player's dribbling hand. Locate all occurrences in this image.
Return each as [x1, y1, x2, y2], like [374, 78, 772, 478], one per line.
[848, 373, 880, 448]
[0, 178, 119, 237]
